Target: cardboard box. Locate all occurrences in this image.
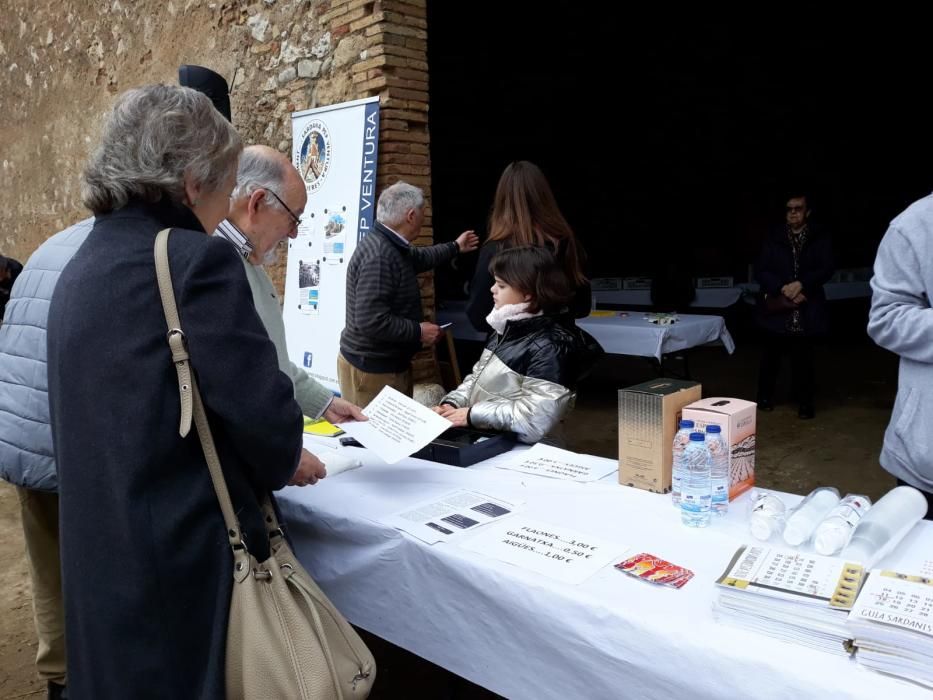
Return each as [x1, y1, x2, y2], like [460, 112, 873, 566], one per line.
[618, 379, 702, 493]
[681, 397, 756, 500]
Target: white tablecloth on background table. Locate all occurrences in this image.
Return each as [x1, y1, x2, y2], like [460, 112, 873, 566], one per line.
[579, 312, 735, 360]
[738, 281, 872, 302]
[277, 436, 933, 700]
[437, 302, 736, 361]
[592, 281, 871, 308]
[593, 287, 745, 308]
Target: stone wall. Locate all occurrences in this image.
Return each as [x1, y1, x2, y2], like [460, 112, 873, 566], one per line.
[0, 0, 440, 382]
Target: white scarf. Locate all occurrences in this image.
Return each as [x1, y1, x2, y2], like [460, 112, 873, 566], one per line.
[485, 302, 541, 335]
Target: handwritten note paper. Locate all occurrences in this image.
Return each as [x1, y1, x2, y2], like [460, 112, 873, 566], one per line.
[498, 444, 618, 482]
[339, 386, 451, 464]
[458, 517, 628, 585]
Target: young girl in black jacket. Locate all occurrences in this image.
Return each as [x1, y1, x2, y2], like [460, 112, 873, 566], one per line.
[435, 247, 601, 443]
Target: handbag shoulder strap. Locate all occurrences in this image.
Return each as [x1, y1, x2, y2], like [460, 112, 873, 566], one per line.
[153, 228, 253, 556]
[154, 230, 194, 437]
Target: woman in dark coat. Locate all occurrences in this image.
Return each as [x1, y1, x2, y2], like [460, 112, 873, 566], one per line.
[46, 85, 306, 698]
[465, 161, 591, 333]
[755, 194, 834, 419]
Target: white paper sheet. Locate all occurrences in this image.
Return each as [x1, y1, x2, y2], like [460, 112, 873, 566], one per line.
[458, 517, 629, 585]
[338, 386, 451, 464]
[381, 489, 520, 544]
[497, 443, 620, 482]
[849, 570, 933, 638]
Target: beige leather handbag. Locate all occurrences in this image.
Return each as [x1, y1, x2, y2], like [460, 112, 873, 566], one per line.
[154, 229, 376, 699]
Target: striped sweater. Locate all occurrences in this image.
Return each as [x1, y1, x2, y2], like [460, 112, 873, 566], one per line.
[340, 220, 458, 372]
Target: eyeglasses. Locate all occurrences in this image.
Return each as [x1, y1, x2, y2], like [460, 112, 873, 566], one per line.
[265, 188, 302, 228]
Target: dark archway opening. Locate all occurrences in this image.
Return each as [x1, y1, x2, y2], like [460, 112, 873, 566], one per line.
[427, 8, 933, 308]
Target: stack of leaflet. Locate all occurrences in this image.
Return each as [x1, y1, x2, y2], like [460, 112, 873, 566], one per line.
[846, 569, 933, 689]
[712, 544, 865, 654]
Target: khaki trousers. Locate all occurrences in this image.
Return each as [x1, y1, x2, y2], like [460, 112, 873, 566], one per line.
[16, 487, 66, 685]
[337, 353, 413, 408]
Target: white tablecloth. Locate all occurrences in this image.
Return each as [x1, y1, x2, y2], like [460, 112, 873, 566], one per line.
[738, 281, 872, 302]
[593, 287, 746, 308]
[437, 303, 735, 361]
[579, 312, 735, 360]
[593, 281, 871, 308]
[278, 437, 933, 700]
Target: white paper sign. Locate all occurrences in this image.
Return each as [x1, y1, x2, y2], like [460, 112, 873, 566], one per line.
[381, 489, 519, 544]
[339, 386, 451, 464]
[497, 443, 618, 482]
[849, 570, 933, 637]
[459, 517, 628, 585]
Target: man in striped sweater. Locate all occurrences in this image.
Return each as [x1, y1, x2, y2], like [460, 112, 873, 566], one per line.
[339, 182, 478, 406]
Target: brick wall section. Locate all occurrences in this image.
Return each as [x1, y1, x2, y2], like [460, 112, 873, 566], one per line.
[330, 0, 439, 384]
[0, 0, 440, 385]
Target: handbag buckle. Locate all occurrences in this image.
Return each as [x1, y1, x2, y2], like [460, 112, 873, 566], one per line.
[166, 328, 187, 346]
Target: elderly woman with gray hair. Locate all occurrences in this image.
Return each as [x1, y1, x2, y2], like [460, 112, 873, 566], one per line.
[46, 85, 306, 698]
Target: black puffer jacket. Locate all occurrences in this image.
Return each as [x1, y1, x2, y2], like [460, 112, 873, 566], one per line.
[442, 314, 603, 443]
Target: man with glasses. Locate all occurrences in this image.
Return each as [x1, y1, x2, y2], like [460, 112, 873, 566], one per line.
[755, 192, 834, 419]
[217, 145, 366, 454]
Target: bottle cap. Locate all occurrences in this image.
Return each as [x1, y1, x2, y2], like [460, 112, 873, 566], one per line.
[705, 424, 722, 433]
[783, 519, 811, 546]
[750, 513, 777, 541]
[679, 419, 695, 429]
[813, 526, 847, 556]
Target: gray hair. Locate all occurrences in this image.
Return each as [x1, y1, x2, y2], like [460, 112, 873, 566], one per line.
[230, 148, 287, 209]
[82, 84, 242, 214]
[376, 182, 424, 227]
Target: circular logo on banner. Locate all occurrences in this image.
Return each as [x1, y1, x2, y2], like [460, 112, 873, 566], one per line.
[295, 119, 332, 193]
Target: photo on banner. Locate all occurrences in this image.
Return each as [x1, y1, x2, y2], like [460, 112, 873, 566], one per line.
[283, 97, 380, 393]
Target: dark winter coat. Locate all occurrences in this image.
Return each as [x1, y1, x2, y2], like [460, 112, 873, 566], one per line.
[47, 198, 303, 699]
[756, 225, 834, 336]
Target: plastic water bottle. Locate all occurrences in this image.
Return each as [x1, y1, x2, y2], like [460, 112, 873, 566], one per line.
[782, 487, 840, 547]
[842, 485, 928, 567]
[705, 424, 729, 516]
[812, 494, 872, 556]
[671, 419, 695, 507]
[748, 489, 787, 541]
[680, 432, 711, 528]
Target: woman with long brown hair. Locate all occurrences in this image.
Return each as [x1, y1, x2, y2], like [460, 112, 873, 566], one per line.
[465, 160, 591, 332]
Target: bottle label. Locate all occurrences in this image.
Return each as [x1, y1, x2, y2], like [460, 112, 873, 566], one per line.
[751, 495, 771, 514]
[681, 491, 711, 512]
[835, 496, 871, 528]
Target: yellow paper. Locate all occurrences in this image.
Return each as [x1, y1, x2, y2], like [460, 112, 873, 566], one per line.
[303, 417, 344, 437]
[588, 310, 616, 317]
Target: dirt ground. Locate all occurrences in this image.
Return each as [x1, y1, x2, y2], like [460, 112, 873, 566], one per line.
[0, 483, 43, 698]
[0, 329, 903, 697]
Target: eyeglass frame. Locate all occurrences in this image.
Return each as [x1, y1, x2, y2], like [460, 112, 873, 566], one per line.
[263, 188, 303, 228]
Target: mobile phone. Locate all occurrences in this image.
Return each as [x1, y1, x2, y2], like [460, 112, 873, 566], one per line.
[339, 436, 364, 448]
